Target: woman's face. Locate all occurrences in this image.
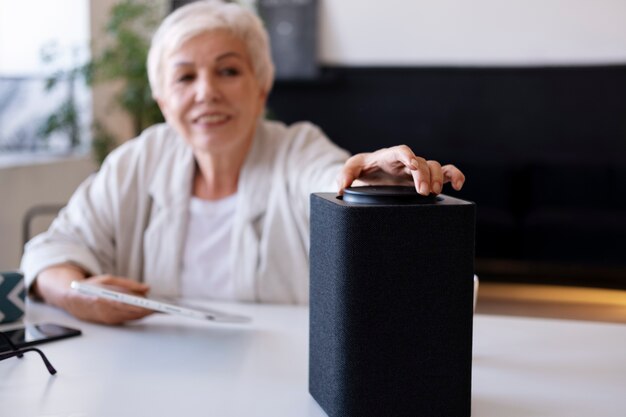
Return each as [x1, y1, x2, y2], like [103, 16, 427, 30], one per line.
[157, 30, 267, 156]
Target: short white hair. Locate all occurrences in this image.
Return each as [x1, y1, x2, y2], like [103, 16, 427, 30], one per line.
[147, 0, 274, 99]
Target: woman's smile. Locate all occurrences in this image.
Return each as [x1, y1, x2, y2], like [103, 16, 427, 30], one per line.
[192, 112, 232, 128]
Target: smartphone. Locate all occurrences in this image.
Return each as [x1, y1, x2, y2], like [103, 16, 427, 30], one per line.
[0, 323, 81, 350]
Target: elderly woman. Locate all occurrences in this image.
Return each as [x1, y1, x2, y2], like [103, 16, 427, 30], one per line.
[20, 0, 464, 324]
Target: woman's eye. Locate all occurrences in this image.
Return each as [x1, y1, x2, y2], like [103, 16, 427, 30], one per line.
[176, 74, 194, 83]
[219, 67, 240, 77]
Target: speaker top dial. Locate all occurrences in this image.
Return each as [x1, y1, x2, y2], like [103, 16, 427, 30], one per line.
[342, 186, 439, 205]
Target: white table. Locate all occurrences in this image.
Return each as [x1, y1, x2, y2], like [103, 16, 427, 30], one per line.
[1, 300, 626, 417]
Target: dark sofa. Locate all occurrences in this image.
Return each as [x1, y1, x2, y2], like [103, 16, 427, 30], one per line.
[268, 65, 626, 288]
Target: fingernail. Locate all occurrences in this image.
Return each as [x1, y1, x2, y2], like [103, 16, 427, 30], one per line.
[419, 182, 429, 195]
[433, 182, 442, 194]
[455, 180, 463, 190]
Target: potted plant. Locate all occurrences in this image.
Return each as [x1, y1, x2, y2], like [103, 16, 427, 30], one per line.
[40, 0, 164, 165]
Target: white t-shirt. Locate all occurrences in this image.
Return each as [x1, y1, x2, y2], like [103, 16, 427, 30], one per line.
[179, 194, 237, 300]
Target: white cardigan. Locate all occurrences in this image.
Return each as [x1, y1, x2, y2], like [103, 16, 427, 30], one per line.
[21, 120, 349, 304]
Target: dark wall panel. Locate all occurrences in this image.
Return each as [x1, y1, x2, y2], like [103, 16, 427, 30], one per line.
[269, 65, 626, 165]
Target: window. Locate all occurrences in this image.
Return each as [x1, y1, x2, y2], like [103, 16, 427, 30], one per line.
[0, 0, 91, 156]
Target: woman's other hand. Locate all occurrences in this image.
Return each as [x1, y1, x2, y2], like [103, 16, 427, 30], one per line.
[337, 145, 465, 196]
[35, 264, 153, 325]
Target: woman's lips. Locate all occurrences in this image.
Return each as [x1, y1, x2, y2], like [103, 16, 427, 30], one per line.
[193, 113, 230, 127]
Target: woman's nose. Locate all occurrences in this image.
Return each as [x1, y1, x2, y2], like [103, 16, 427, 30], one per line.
[195, 74, 221, 103]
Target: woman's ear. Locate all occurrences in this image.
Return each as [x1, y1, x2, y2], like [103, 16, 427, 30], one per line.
[259, 89, 269, 109]
[259, 88, 268, 102]
[256, 89, 269, 118]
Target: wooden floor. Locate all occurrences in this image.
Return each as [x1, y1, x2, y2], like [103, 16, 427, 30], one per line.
[476, 282, 626, 324]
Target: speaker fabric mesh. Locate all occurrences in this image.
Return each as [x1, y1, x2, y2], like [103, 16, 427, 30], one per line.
[309, 193, 475, 417]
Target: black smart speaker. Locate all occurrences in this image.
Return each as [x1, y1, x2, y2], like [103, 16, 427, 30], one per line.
[309, 186, 476, 417]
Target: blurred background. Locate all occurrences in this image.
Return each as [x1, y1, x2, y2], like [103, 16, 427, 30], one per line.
[1, 0, 626, 293]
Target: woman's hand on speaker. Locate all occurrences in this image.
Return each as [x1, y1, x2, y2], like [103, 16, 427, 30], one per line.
[337, 145, 465, 196]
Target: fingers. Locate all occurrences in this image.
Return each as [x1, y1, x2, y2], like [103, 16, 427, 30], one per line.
[409, 157, 431, 195]
[415, 160, 464, 195]
[90, 275, 150, 295]
[427, 160, 443, 194]
[337, 154, 366, 195]
[390, 145, 434, 195]
[391, 146, 453, 195]
[392, 145, 420, 171]
[442, 164, 465, 190]
[64, 289, 151, 325]
[64, 275, 153, 325]
[97, 299, 153, 324]
[337, 145, 465, 196]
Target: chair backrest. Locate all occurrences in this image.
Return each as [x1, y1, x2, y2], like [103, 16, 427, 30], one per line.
[21, 204, 64, 253]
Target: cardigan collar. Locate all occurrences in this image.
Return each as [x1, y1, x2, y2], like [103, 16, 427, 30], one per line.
[147, 120, 270, 221]
[143, 121, 272, 300]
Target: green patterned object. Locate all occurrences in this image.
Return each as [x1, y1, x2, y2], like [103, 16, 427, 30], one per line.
[0, 272, 26, 323]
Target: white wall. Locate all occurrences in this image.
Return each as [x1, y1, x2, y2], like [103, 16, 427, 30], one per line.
[319, 0, 626, 65]
[0, 157, 96, 270]
[0, 0, 90, 76]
